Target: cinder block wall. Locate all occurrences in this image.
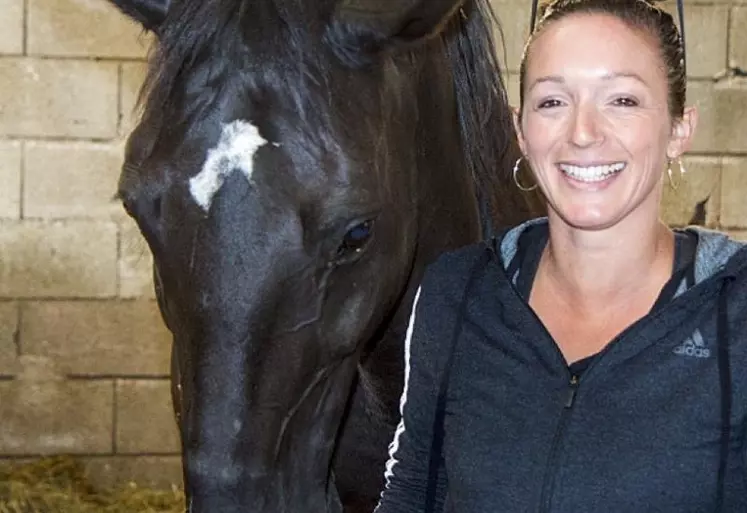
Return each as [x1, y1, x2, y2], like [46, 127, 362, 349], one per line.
[0, 0, 180, 489]
[0, 0, 745, 489]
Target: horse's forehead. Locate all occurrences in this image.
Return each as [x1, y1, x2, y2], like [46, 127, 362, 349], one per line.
[180, 82, 381, 212]
[133, 59, 393, 213]
[188, 119, 276, 212]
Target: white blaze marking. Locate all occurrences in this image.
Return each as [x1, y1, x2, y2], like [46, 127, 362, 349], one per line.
[189, 120, 269, 212]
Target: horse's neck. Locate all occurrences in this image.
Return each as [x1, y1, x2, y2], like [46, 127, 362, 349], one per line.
[353, 52, 484, 414]
[415, 56, 483, 252]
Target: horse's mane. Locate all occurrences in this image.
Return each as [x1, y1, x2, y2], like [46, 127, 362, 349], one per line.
[135, 0, 237, 117]
[134, 0, 334, 125]
[442, 1, 532, 235]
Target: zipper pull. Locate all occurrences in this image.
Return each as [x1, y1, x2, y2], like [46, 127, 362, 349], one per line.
[565, 375, 579, 408]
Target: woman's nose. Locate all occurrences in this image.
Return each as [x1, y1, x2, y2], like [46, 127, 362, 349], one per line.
[569, 103, 604, 147]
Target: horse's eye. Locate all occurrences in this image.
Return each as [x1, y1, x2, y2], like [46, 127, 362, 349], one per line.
[335, 220, 374, 261]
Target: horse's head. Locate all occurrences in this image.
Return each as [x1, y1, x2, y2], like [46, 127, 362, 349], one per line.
[112, 0, 526, 510]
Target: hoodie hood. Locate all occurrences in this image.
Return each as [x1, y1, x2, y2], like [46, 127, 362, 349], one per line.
[686, 225, 747, 285]
[497, 217, 747, 292]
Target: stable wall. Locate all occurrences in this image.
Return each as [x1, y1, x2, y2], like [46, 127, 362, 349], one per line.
[0, 0, 180, 489]
[0, 0, 745, 489]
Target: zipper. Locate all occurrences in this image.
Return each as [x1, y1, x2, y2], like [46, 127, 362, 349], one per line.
[527, 286, 714, 513]
[565, 375, 579, 408]
[517, 290, 707, 513]
[538, 373, 580, 513]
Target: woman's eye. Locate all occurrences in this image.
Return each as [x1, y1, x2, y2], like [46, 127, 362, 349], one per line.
[538, 98, 563, 109]
[613, 96, 639, 107]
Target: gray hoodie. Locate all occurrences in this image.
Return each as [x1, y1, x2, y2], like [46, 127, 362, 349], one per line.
[375, 218, 747, 512]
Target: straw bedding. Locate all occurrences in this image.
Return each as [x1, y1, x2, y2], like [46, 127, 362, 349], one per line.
[0, 456, 185, 513]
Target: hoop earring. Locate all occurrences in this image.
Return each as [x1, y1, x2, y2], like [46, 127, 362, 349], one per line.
[513, 157, 537, 192]
[667, 158, 685, 191]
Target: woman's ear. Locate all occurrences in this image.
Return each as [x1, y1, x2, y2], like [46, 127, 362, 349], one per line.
[107, 0, 170, 35]
[324, 0, 466, 67]
[667, 105, 698, 160]
[512, 106, 528, 157]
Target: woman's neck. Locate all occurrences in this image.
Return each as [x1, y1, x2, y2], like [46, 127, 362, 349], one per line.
[538, 215, 675, 314]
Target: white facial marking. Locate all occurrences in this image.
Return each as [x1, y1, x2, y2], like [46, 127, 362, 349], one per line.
[189, 120, 270, 212]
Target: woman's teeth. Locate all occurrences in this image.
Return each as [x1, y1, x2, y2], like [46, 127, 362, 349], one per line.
[559, 163, 625, 182]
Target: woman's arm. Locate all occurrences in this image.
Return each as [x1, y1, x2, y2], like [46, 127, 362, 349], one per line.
[374, 284, 449, 513]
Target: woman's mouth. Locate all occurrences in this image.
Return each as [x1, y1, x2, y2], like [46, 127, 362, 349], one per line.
[558, 162, 626, 183]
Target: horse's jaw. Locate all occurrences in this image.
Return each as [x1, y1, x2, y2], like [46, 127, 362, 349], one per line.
[181, 354, 360, 513]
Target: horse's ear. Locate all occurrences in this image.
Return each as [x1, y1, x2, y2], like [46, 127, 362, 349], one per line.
[107, 0, 170, 34]
[325, 0, 465, 65]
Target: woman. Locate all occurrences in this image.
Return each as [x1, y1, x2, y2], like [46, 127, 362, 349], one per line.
[374, 0, 747, 511]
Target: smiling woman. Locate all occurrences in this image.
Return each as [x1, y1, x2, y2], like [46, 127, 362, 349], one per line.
[374, 0, 747, 512]
[516, 14, 695, 233]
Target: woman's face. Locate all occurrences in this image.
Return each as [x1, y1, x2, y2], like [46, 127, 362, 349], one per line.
[515, 13, 697, 232]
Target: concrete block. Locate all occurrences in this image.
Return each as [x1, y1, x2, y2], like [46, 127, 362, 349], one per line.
[661, 156, 721, 228]
[731, 7, 747, 70]
[28, 0, 151, 58]
[119, 219, 156, 299]
[23, 141, 125, 219]
[688, 78, 747, 153]
[719, 157, 747, 228]
[697, 0, 747, 4]
[490, 0, 530, 74]
[656, 4, 729, 78]
[0, 0, 24, 54]
[505, 72, 520, 110]
[0, 220, 118, 298]
[0, 371, 113, 455]
[0, 141, 21, 218]
[120, 62, 148, 137]
[116, 379, 181, 454]
[0, 302, 18, 376]
[20, 300, 171, 376]
[0, 58, 118, 139]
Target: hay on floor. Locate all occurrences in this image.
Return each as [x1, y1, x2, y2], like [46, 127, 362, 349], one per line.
[0, 456, 185, 513]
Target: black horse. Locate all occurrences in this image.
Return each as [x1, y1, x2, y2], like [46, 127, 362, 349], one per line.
[110, 0, 539, 510]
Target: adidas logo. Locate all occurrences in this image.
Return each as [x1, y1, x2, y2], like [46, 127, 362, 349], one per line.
[673, 329, 710, 358]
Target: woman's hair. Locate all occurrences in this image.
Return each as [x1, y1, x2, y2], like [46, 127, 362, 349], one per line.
[518, 0, 686, 119]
